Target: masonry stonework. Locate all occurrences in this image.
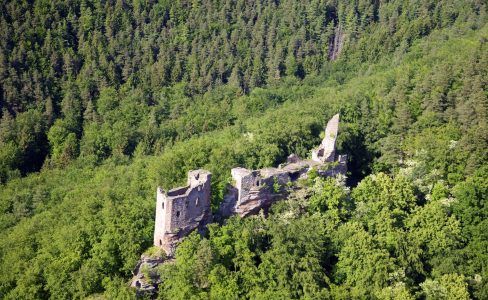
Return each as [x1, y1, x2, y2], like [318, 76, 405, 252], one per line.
[153, 170, 212, 255]
[153, 114, 346, 256]
[312, 113, 340, 163]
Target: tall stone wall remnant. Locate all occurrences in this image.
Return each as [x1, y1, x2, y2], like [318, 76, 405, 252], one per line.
[312, 113, 340, 163]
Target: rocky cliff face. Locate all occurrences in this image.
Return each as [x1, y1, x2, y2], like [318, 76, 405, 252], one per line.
[130, 254, 166, 297]
[233, 169, 290, 218]
[328, 25, 345, 61]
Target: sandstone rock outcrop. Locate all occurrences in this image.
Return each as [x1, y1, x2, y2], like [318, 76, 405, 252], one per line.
[130, 254, 165, 297]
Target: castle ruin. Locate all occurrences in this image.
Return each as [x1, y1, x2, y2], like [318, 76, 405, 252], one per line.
[220, 114, 346, 218]
[153, 114, 346, 255]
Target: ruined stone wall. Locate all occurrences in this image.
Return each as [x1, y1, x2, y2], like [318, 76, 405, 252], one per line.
[226, 114, 345, 218]
[312, 113, 340, 163]
[229, 167, 292, 217]
[167, 171, 211, 232]
[153, 188, 168, 248]
[231, 168, 255, 205]
[317, 155, 348, 177]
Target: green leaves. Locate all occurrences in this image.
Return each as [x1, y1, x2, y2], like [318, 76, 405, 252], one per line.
[48, 119, 79, 167]
[158, 207, 331, 299]
[335, 223, 396, 298]
[309, 177, 350, 225]
[421, 274, 470, 300]
[352, 173, 417, 237]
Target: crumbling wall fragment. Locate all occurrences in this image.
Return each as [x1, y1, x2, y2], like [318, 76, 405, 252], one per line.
[312, 113, 340, 163]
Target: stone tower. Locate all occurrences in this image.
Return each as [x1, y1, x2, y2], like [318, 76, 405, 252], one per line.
[153, 170, 212, 255]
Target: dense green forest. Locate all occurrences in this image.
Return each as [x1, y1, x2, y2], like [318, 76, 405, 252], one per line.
[0, 0, 487, 299]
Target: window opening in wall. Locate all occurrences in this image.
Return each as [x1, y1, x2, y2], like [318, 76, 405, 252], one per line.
[176, 211, 180, 218]
[256, 179, 260, 186]
[162, 202, 164, 209]
[290, 171, 300, 181]
[195, 197, 199, 207]
[159, 239, 162, 246]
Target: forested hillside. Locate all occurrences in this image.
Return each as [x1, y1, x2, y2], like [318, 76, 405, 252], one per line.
[0, 0, 487, 299]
